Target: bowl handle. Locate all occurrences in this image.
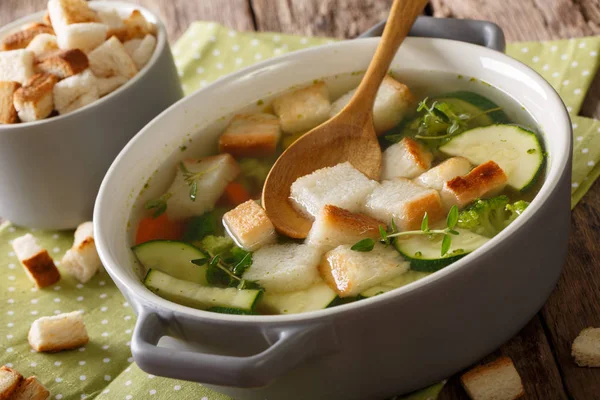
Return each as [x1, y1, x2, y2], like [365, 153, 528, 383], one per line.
[359, 16, 506, 52]
[131, 310, 338, 387]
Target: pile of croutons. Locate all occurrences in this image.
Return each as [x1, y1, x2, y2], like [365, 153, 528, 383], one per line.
[0, 0, 157, 124]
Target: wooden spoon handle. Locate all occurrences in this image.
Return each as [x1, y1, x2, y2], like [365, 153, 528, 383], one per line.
[346, 0, 428, 115]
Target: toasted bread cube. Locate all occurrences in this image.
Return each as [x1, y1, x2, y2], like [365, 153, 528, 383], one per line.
[382, 137, 434, 180]
[461, 356, 524, 400]
[223, 200, 276, 251]
[1, 24, 54, 51]
[0, 81, 20, 124]
[364, 178, 445, 231]
[123, 38, 142, 56]
[88, 36, 137, 78]
[319, 244, 408, 297]
[126, 34, 156, 70]
[290, 162, 378, 218]
[415, 157, 472, 191]
[0, 50, 34, 84]
[28, 311, 89, 352]
[243, 243, 322, 293]
[53, 69, 98, 114]
[219, 113, 281, 157]
[0, 366, 23, 400]
[13, 73, 58, 122]
[61, 221, 102, 283]
[96, 74, 127, 97]
[26, 33, 58, 57]
[36, 48, 89, 79]
[47, 0, 99, 36]
[572, 327, 600, 367]
[11, 233, 61, 288]
[122, 10, 154, 41]
[273, 82, 331, 134]
[10, 376, 50, 400]
[97, 8, 125, 31]
[167, 154, 241, 220]
[441, 161, 508, 209]
[330, 75, 414, 134]
[306, 204, 384, 250]
[57, 22, 108, 53]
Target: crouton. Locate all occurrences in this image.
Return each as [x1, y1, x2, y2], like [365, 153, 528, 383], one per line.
[57, 22, 108, 53]
[61, 221, 102, 283]
[47, 0, 99, 36]
[96, 74, 127, 97]
[166, 154, 241, 220]
[306, 204, 384, 250]
[441, 160, 508, 209]
[364, 178, 445, 231]
[97, 8, 125, 31]
[11, 233, 60, 288]
[381, 137, 434, 180]
[53, 69, 98, 114]
[88, 36, 137, 78]
[0, 81, 20, 124]
[28, 311, 89, 352]
[123, 38, 142, 56]
[126, 34, 156, 70]
[25, 33, 58, 57]
[10, 376, 50, 400]
[319, 244, 409, 297]
[36, 48, 88, 78]
[572, 327, 600, 367]
[122, 10, 154, 41]
[43, 12, 53, 27]
[243, 243, 322, 293]
[460, 356, 524, 400]
[415, 157, 472, 191]
[218, 113, 281, 157]
[1, 24, 54, 51]
[0, 366, 23, 400]
[223, 200, 276, 251]
[290, 162, 378, 218]
[13, 73, 58, 122]
[273, 82, 331, 134]
[329, 75, 414, 134]
[0, 50, 34, 84]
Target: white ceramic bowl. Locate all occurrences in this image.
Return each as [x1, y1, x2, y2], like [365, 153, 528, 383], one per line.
[95, 37, 571, 400]
[0, 1, 183, 229]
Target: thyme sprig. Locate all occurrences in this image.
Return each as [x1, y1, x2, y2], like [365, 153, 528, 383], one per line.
[144, 192, 172, 218]
[179, 162, 219, 202]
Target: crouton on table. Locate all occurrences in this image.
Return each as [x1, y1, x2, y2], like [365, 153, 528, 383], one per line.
[223, 200, 276, 251]
[381, 137, 433, 180]
[53, 69, 98, 114]
[290, 161, 378, 218]
[306, 204, 384, 250]
[87, 36, 137, 78]
[0, 366, 23, 399]
[319, 244, 409, 297]
[243, 243, 322, 293]
[1, 23, 54, 51]
[0, 81, 21, 124]
[273, 82, 331, 134]
[460, 356, 524, 400]
[218, 113, 281, 157]
[36, 49, 89, 79]
[25, 33, 58, 57]
[28, 311, 89, 352]
[441, 160, 507, 209]
[166, 154, 241, 220]
[0, 50, 34, 84]
[10, 376, 50, 400]
[61, 221, 102, 283]
[56, 22, 108, 53]
[572, 327, 600, 367]
[329, 75, 414, 134]
[415, 156, 472, 191]
[11, 233, 60, 288]
[13, 73, 58, 122]
[364, 178, 445, 231]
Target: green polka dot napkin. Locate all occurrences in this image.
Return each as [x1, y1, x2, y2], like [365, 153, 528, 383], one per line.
[1, 22, 599, 400]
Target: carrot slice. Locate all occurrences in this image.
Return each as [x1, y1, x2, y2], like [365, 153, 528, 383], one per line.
[223, 182, 251, 206]
[135, 213, 185, 245]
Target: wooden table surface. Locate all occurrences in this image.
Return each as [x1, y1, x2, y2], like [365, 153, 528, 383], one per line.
[2, 0, 599, 399]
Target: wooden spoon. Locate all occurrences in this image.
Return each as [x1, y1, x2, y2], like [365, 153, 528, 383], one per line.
[262, 0, 428, 238]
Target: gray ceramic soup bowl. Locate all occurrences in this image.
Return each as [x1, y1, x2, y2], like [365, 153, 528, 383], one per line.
[0, 1, 183, 230]
[95, 24, 571, 400]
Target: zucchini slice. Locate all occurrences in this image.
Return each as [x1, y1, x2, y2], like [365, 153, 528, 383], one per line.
[439, 124, 544, 191]
[132, 240, 208, 285]
[360, 270, 431, 298]
[437, 91, 510, 124]
[394, 229, 489, 272]
[257, 281, 337, 315]
[144, 269, 261, 312]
